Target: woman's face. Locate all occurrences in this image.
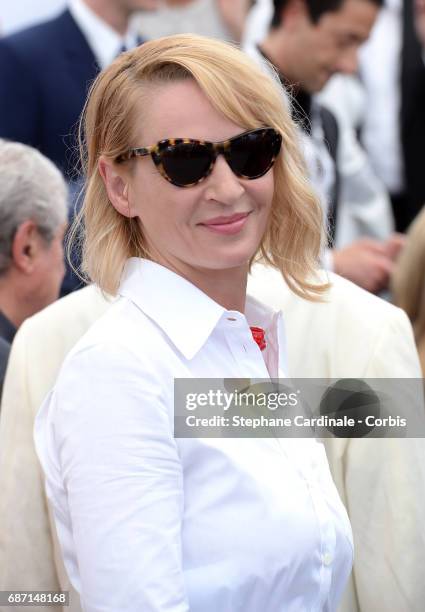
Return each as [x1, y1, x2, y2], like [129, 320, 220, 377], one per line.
[109, 80, 275, 278]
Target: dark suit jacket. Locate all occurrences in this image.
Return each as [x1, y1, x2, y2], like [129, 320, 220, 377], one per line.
[278, 79, 340, 246]
[292, 92, 340, 246]
[0, 312, 15, 403]
[0, 336, 10, 402]
[0, 9, 100, 179]
[401, 0, 425, 229]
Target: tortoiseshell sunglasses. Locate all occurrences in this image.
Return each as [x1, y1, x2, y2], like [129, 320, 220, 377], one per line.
[115, 127, 282, 187]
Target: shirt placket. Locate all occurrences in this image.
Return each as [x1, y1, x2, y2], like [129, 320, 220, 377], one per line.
[221, 314, 270, 379]
[280, 440, 337, 611]
[221, 314, 289, 458]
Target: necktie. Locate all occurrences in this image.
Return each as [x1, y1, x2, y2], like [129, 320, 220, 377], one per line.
[118, 36, 144, 56]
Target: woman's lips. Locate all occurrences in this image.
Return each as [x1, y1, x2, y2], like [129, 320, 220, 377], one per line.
[199, 212, 251, 235]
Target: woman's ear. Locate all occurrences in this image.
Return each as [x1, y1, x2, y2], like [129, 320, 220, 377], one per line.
[98, 156, 135, 218]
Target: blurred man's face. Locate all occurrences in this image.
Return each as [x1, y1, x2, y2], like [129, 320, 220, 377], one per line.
[288, 0, 378, 92]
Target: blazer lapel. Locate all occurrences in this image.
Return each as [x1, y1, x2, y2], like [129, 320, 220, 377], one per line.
[57, 9, 101, 89]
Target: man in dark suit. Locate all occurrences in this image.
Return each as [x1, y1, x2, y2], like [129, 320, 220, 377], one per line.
[0, 0, 158, 294]
[0, 8, 98, 179]
[0, 0, 158, 179]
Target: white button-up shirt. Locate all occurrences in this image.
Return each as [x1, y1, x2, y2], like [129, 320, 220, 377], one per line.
[34, 258, 353, 612]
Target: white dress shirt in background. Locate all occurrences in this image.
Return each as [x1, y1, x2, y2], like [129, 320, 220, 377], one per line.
[69, 0, 140, 69]
[242, 0, 273, 48]
[34, 258, 353, 611]
[359, 0, 404, 195]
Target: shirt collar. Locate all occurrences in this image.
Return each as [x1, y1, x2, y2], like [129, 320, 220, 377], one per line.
[118, 258, 279, 361]
[69, 0, 139, 70]
[119, 258, 226, 360]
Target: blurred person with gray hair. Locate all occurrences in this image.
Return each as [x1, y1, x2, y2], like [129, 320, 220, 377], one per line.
[0, 140, 68, 395]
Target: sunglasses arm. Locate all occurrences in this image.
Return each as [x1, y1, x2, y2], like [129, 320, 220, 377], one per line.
[116, 147, 151, 163]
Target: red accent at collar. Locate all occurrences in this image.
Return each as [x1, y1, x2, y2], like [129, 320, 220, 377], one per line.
[250, 326, 266, 351]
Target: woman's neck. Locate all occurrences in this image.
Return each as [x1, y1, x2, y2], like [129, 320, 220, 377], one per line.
[187, 266, 248, 312]
[155, 256, 248, 312]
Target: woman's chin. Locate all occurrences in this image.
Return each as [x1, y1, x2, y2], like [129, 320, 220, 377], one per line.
[194, 251, 255, 272]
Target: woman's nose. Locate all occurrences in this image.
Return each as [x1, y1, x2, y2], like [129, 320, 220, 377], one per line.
[203, 154, 245, 204]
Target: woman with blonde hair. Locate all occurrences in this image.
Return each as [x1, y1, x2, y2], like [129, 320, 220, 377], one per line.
[34, 34, 353, 611]
[392, 207, 425, 374]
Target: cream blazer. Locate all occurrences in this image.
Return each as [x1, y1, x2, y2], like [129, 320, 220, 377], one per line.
[0, 266, 423, 612]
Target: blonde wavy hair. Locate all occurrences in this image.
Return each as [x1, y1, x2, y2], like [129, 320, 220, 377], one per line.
[71, 34, 328, 299]
[392, 207, 425, 373]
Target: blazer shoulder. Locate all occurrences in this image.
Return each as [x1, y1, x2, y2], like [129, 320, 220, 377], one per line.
[303, 271, 412, 349]
[248, 265, 420, 377]
[325, 272, 404, 326]
[248, 264, 400, 331]
[22, 285, 111, 340]
[304, 272, 420, 377]
[0, 10, 78, 62]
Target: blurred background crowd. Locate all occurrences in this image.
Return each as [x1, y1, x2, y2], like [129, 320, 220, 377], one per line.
[0, 0, 425, 610]
[0, 0, 424, 389]
[0, 0, 423, 388]
[0, 2, 424, 610]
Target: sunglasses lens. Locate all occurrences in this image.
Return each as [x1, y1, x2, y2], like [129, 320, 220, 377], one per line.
[228, 129, 282, 179]
[161, 142, 212, 186]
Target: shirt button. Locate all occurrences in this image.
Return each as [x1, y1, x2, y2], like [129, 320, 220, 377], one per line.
[322, 553, 332, 566]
